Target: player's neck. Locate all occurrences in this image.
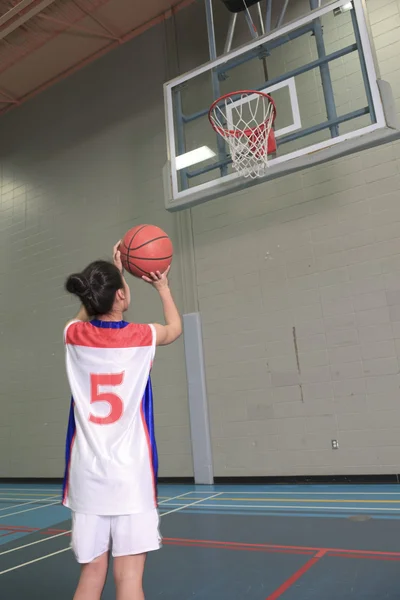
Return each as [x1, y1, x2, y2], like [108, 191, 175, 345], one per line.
[96, 310, 124, 322]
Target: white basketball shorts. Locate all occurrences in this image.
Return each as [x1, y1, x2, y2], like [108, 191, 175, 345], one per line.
[71, 509, 162, 563]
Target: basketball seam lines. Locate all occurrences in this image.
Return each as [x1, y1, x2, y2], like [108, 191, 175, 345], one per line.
[123, 224, 148, 251]
[126, 263, 152, 276]
[120, 227, 172, 276]
[128, 236, 169, 252]
[127, 255, 173, 261]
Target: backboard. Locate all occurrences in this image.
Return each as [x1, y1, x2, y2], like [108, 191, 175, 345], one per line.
[163, 0, 400, 211]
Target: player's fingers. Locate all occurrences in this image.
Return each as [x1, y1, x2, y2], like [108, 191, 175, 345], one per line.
[142, 276, 152, 283]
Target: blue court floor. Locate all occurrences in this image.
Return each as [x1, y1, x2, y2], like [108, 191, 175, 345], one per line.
[1, 482, 400, 598]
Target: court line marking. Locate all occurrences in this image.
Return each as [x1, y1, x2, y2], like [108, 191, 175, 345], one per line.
[0, 491, 193, 560]
[0, 547, 70, 575]
[161, 502, 400, 512]
[0, 500, 61, 520]
[159, 492, 223, 517]
[4, 487, 400, 496]
[184, 490, 400, 495]
[266, 550, 327, 600]
[163, 537, 400, 557]
[159, 490, 400, 496]
[0, 496, 60, 512]
[0, 493, 61, 497]
[0, 497, 61, 502]
[0, 489, 62, 493]
[0, 492, 222, 575]
[199, 497, 400, 504]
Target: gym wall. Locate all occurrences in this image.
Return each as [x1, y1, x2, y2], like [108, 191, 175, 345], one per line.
[0, 0, 399, 478]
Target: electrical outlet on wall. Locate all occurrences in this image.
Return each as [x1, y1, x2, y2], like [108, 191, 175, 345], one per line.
[332, 440, 339, 450]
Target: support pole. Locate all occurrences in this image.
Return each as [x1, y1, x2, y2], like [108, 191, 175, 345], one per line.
[224, 12, 237, 54]
[244, 10, 258, 38]
[276, 0, 289, 29]
[265, 0, 272, 33]
[205, 0, 228, 176]
[350, 5, 376, 123]
[310, 0, 339, 137]
[257, 2, 265, 35]
[257, 2, 269, 81]
[184, 313, 214, 485]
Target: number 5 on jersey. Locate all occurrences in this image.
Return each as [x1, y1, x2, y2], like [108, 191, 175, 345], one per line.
[89, 373, 124, 425]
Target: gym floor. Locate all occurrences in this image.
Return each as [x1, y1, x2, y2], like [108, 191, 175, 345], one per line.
[1, 483, 400, 599]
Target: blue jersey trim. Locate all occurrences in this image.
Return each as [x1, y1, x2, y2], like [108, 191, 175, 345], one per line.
[62, 397, 76, 502]
[142, 377, 158, 490]
[90, 319, 129, 329]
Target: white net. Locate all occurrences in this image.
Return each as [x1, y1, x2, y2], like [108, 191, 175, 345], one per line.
[209, 91, 276, 179]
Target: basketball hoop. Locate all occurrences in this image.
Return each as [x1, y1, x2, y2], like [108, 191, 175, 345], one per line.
[208, 90, 277, 179]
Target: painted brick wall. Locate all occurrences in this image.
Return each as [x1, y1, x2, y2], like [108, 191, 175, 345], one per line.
[0, 25, 192, 478]
[1, 0, 399, 480]
[192, 0, 400, 476]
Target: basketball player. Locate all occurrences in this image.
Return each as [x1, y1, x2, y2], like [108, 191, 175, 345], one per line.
[63, 242, 182, 600]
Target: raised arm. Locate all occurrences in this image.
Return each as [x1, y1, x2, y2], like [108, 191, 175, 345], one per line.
[143, 267, 182, 346]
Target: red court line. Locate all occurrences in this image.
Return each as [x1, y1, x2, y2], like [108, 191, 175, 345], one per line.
[329, 552, 400, 562]
[0, 526, 38, 532]
[266, 550, 326, 600]
[4, 527, 400, 563]
[266, 550, 327, 600]
[165, 539, 312, 556]
[162, 536, 400, 560]
[0, 532, 16, 539]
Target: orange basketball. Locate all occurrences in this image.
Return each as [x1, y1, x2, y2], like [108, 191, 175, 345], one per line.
[120, 224, 173, 278]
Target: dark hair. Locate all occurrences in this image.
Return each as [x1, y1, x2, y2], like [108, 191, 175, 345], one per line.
[65, 260, 124, 317]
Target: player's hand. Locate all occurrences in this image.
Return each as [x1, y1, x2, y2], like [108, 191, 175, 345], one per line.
[113, 241, 123, 274]
[142, 266, 170, 291]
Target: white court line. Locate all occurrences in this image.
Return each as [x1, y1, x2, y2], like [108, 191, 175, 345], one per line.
[171, 503, 400, 512]
[0, 500, 61, 520]
[162, 490, 400, 496]
[4, 487, 400, 496]
[0, 489, 62, 494]
[218, 491, 400, 496]
[4, 486, 400, 496]
[0, 492, 222, 575]
[0, 492, 193, 559]
[0, 496, 59, 513]
[0, 497, 61, 503]
[0, 530, 71, 558]
[159, 493, 223, 517]
[0, 548, 70, 575]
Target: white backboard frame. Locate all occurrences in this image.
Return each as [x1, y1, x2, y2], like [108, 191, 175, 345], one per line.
[163, 0, 398, 211]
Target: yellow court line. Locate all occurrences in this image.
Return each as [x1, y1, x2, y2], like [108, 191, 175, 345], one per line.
[211, 497, 400, 504]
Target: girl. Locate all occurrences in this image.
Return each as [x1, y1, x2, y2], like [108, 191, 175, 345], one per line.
[63, 242, 182, 600]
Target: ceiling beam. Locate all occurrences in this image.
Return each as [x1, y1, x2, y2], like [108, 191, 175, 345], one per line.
[0, 0, 197, 116]
[0, 0, 38, 27]
[0, 0, 57, 40]
[37, 13, 119, 41]
[72, 0, 121, 42]
[0, 87, 19, 103]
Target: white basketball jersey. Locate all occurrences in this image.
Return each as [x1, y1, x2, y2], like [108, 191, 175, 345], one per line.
[63, 319, 157, 515]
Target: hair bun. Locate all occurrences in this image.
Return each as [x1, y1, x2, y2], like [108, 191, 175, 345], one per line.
[65, 273, 90, 298]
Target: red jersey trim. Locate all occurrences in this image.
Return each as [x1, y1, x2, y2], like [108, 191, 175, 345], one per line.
[65, 322, 153, 348]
